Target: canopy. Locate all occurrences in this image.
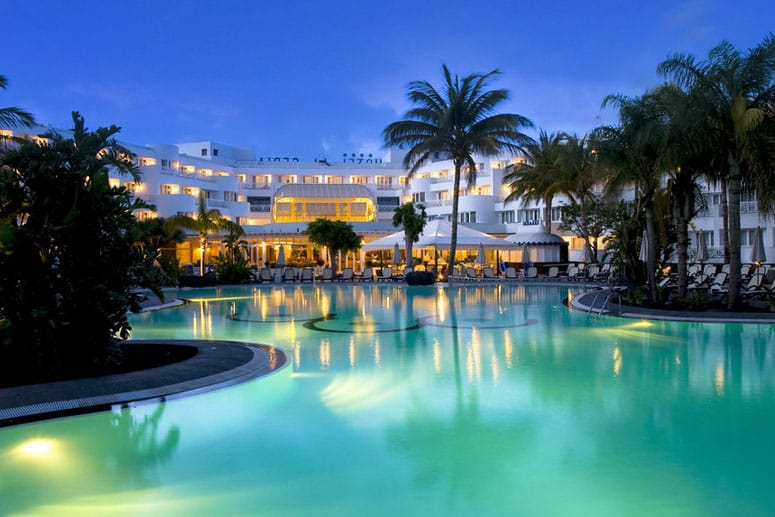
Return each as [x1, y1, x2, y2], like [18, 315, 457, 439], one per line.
[363, 219, 514, 251]
[503, 223, 565, 263]
[504, 224, 566, 246]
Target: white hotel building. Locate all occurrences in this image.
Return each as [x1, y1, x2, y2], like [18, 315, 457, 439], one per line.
[1, 124, 772, 270]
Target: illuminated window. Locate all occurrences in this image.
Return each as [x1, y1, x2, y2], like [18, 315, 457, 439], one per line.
[161, 183, 180, 195]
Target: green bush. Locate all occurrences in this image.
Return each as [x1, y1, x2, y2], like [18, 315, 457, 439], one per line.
[0, 113, 160, 383]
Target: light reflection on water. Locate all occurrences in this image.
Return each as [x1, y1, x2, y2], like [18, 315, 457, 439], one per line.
[2, 283, 775, 516]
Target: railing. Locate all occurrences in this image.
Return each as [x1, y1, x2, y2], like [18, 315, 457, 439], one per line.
[241, 183, 272, 190]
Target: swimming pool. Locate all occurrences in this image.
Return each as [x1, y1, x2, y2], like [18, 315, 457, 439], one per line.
[2, 283, 774, 516]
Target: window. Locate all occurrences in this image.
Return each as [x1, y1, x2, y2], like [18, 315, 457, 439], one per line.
[201, 148, 207, 156]
[213, 149, 219, 157]
[377, 196, 400, 207]
[161, 183, 179, 195]
[413, 192, 425, 203]
[691, 230, 715, 247]
[500, 211, 515, 224]
[520, 209, 540, 223]
[551, 207, 563, 222]
[249, 196, 271, 212]
[741, 228, 756, 246]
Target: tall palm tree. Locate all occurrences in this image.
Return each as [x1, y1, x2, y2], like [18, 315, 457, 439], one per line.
[657, 34, 775, 307]
[599, 89, 672, 303]
[167, 192, 235, 276]
[557, 132, 607, 257]
[503, 129, 566, 231]
[658, 83, 715, 298]
[383, 64, 534, 269]
[0, 74, 34, 128]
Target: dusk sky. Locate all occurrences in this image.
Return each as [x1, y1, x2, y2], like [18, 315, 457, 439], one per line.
[4, 1, 774, 162]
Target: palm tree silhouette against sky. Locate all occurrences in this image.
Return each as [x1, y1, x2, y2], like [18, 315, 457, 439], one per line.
[383, 64, 533, 271]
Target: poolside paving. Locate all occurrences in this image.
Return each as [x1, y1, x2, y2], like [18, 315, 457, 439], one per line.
[0, 339, 287, 428]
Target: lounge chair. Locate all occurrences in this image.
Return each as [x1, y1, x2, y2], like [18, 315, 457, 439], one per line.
[708, 272, 728, 293]
[742, 272, 766, 294]
[545, 266, 560, 281]
[258, 267, 273, 283]
[482, 266, 496, 280]
[465, 267, 480, 281]
[282, 268, 296, 282]
[378, 266, 393, 282]
[503, 266, 518, 280]
[522, 266, 538, 280]
[592, 263, 611, 283]
[565, 265, 581, 281]
[358, 267, 374, 282]
[448, 265, 467, 283]
[300, 267, 314, 283]
[321, 267, 334, 282]
[340, 267, 354, 282]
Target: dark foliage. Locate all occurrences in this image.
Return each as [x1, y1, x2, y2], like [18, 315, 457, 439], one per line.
[0, 112, 159, 383]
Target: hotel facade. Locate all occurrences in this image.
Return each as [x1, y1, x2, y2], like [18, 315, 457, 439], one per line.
[1, 123, 772, 270]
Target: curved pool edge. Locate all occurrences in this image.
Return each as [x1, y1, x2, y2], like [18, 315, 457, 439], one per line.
[570, 287, 775, 323]
[0, 340, 287, 428]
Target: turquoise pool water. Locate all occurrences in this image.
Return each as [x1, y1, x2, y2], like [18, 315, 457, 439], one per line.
[2, 283, 775, 516]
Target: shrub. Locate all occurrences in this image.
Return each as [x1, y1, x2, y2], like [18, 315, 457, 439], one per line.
[0, 113, 160, 383]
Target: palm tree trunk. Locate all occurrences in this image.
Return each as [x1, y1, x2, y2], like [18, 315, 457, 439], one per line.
[543, 196, 553, 233]
[674, 198, 690, 299]
[449, 162, 462, 271]
[721, 176, 729, 264]
[727, 157, 741, 308]
[199, 234, 207, 276]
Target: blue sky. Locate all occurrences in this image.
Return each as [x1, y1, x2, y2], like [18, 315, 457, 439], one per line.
[3, 1, 774, 161]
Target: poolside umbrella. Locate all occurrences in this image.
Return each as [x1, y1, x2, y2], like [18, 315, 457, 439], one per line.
[639, 231, 648, 262]
[392, 242, 402, 265]
[750, 226, 766, 264]
[476, 243, 486, 266]
[521, 243, 531, 266]
[275, 244, 286, 283]
[695, 231, 709, 264]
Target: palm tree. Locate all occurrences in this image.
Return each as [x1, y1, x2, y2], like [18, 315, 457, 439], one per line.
[0, 74, 34, 128]
[557, 132, 607, 257]
[220, 220, 248, 265]
[657, 34, 775, 307]
[599, 89, 672, 303]
[503, 129, 566, 231]
[383, 64, 534, 267]
[167, 192, 235, 276]
[658, 83, 715, 298]
[306, 218, 362, 272]
[392, 201, 427, 269]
